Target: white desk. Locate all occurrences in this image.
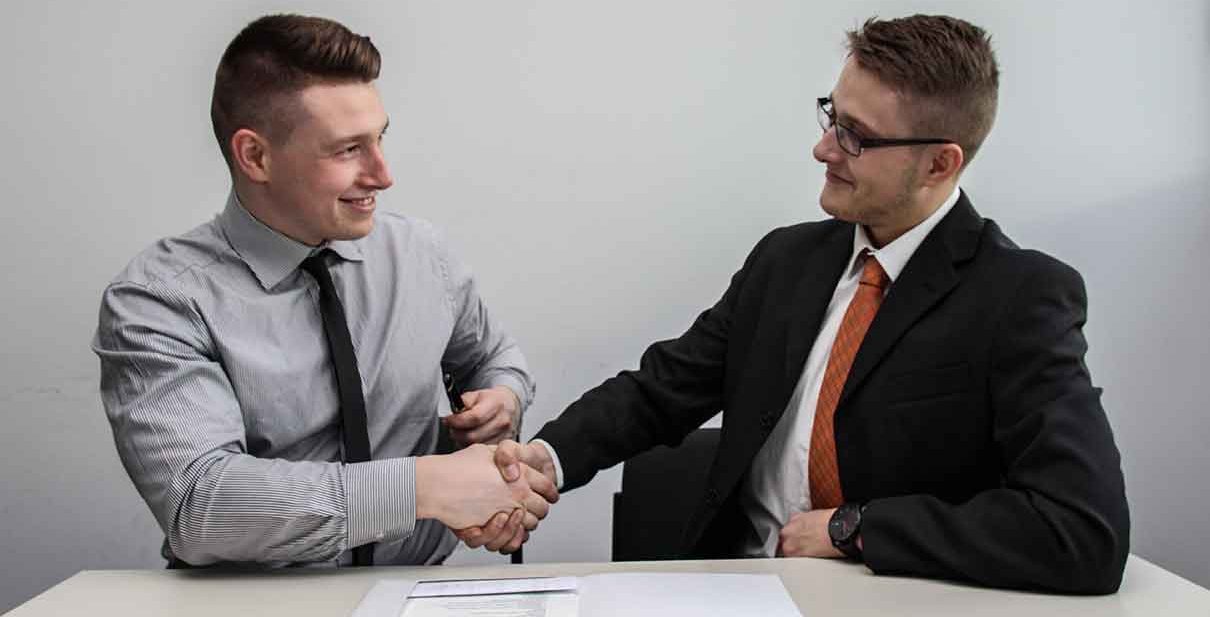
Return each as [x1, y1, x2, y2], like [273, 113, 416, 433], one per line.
[8, 555, 1208, 616]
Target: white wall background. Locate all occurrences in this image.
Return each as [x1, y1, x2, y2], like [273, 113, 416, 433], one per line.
[1, 0, 1207, 611]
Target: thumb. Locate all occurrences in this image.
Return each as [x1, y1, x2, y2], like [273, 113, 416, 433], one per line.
[493, 440, 522, 482]
[460, 390, 481, 409]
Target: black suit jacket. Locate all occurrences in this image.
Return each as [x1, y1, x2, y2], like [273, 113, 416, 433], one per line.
[536, 193, 1129, 594]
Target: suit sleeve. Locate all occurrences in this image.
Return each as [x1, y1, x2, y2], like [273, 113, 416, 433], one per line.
[861, 258, 1130, 594]
[535, 230, 777, 491]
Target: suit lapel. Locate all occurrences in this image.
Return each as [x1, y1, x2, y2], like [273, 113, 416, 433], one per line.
[783, 225, 854, 389]
[838, 193, 984, 406]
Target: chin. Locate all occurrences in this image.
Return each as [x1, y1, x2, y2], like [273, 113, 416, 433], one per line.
[333, 218, 376, 241]
[819, 184, 855, 219]
[819, 197, 856, 223]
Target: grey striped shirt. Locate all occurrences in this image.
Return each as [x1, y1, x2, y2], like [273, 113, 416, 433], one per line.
[92, 192, 534, 567]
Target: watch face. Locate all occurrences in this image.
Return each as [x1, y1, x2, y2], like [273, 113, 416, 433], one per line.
[829, 507, 859, 541]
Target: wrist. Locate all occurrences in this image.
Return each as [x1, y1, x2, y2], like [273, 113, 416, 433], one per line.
[414, 455, 446, 521]
[529, 439, 564, 489]
[828, 502, 866, 559]
[528, 443, 556, 481]
[501, 386, 522, 439]
[498, 385, 521, 410]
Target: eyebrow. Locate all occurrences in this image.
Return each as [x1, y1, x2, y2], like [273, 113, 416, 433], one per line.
[324, 117, 390, 150]
[830, 94, 876, 136]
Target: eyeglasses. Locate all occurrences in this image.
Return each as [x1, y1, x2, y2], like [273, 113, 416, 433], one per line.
[817, 97, 955, 158]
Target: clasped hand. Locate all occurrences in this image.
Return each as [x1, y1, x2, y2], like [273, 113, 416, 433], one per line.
[452, 440, 559, 554]
[416, 442, 557, 552]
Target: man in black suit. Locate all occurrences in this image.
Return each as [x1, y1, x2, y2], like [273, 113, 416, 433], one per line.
[468, 14, 1129, 593]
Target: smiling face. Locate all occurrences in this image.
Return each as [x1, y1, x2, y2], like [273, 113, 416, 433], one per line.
[812, 59, 937, 246]
[255, 81, 393, 246]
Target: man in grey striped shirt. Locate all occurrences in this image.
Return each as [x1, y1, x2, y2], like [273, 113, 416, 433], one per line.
[92, 14, 554, 568]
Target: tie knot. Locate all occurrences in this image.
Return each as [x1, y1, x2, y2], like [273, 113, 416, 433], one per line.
[300, 249, 332, 278]
[859, 253, 890, 290]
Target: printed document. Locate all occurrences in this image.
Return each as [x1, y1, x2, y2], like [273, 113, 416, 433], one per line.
[352, 572, 801, 617]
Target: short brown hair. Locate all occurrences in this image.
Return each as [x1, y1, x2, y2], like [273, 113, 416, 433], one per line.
[210, 14, 381, 168]
[846, 15, 999, 166]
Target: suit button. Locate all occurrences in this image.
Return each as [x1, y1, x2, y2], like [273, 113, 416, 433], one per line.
[705, 489, 720, 506]
[760, 414, 776, 431]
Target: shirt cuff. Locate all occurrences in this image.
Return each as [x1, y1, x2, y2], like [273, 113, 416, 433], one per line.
[345, 458, 416, 550]
[529, 438, 565, 490]
[485, 373, 533, 412]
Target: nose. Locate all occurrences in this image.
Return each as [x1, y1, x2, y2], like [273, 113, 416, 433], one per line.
[812, 126, 843, 164]
[364, 143, 394, 190]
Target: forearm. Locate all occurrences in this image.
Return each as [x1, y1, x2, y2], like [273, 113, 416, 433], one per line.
[862, 483, 1128, 594]
[162, 451, 415, 565]
[536, 374, 670, 491]
[537, 342, 725, 491]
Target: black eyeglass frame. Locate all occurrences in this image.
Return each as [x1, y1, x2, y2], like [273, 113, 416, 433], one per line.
[817, 97, 955, 157]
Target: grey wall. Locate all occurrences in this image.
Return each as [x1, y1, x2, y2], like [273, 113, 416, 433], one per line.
[2, 0, 1207, 611]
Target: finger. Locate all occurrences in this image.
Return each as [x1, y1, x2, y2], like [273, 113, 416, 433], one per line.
[444, 404, 494, 430]
[463, 412, 513, 445]
[522, 509, 540, 531]
[447, 427, 471, 449]
[475, 512, 514, 551]
[447, 424, 490, 447]
[501, 526, 527, 554]
[457, 527, 485, 549]
[461, 512, 507, 549]
[520, 489, 551, 521]
[485, 509, 524, 552]
[460, 390, 482, 409]
[468, 412, 516, 445]
[493, 440, 523, 482]
[455, 527, 482, 547]
[524, 464, 559, 503]
[479, 510, 517, 554]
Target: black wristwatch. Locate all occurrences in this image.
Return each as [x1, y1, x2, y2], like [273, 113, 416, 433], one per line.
[828, 502, 866, 559]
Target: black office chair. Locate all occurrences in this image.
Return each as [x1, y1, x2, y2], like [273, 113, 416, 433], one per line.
[612, 427, 721, 561]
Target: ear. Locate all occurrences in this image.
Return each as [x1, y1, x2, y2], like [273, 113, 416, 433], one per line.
[923, 143, 964, 187]
[230, 128, 272, 184]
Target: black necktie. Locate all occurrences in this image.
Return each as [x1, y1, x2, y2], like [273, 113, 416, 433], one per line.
[300, 250, 374, 566]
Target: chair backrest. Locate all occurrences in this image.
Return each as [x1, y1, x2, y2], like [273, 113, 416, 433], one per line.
[611, 428, 721, 561]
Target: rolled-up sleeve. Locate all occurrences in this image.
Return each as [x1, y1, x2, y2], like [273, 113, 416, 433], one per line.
[93, 280, 416, 565]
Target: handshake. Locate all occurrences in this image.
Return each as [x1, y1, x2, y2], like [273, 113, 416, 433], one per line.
[415, 439, 559, 555]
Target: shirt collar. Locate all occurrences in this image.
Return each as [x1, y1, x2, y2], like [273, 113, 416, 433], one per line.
[218, 190, 365, 291]
[848, 185, 961, 283]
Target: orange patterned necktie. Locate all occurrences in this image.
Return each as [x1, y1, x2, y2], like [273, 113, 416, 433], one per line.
[808, 251, 890, 509]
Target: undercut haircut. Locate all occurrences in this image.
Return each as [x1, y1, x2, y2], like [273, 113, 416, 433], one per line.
[210, 14, 381, 168]
[846, 15, 999, 167]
